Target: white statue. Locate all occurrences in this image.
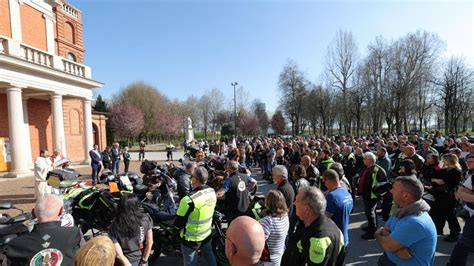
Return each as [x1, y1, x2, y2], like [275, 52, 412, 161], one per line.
[185, 117, 194, 143]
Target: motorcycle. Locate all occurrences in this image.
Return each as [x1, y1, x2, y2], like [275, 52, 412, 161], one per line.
[68, 171, 130, 235]
[142, 203, 229, 265]
[141, 162, 179, 214]
[0, 202, 33, 262]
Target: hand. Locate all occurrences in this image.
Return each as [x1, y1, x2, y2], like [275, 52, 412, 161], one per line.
[395, 247, 412, 259]
[431, 178, 445, 185]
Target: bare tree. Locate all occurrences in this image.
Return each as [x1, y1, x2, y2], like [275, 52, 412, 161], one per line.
[199, 94, 212, 140]
[302, 88, 320, 135]
[363, 36, 393, 133]
[389, 30, 444, 133]
[207, 88, 225, 140]
[350, 65, 366, 136]
[312, 85, 334, 136]
[278, 60, 308, 135]
[182, 95, 201, 131]
[325, 29, 359, 134]
[436, 56, 474, 134]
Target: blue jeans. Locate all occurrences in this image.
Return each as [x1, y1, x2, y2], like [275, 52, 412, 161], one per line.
[115, 260, 146, 266]
[181, 240, 216, 266]
[91, 163, 101, 185]
[113, 159, 120, 175]
[131, 261, 147, 266]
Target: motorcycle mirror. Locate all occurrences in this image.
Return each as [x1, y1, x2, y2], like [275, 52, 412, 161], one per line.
[0, 202, 13, 209]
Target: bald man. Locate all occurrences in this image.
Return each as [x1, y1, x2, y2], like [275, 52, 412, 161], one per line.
[5, 195, 83, 265]
[225, 216, 265, 266]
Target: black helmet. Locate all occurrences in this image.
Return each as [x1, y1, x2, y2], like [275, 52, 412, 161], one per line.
[126, 171, 140, 181]
[99, 170, 115, 184]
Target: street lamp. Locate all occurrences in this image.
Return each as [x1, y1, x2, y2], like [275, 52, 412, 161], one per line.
[231, 82, 238, 138]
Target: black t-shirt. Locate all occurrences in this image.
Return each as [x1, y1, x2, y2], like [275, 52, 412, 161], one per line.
[5, 221, 82, 266]
[108, 215, 153, 263]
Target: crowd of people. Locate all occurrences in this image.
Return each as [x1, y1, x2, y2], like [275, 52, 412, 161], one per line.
[195, 131, 474, 265]
[3, 131, 474, 265]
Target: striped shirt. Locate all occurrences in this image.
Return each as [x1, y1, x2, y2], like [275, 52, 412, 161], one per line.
[259, 215, 289, 266]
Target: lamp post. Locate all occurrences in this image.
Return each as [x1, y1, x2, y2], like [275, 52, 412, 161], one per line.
[231, 82, 238, 138]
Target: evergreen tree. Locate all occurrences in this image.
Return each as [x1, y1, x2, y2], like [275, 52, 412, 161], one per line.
[94, 94, 108, 112]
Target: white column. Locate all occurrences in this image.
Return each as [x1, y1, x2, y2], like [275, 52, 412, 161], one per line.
[22, 98, 33, 169]
[8, 0, 22, 42]
[43, 14, 55, 54]
[6, 86, 30, 177]
[7, 0, 22, 57]
[51, 94, 67, 157]
[82, 98, 93, 164]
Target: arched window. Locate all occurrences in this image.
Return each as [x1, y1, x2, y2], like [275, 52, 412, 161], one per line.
[64, 22, 75, 44]
[67, 52, 76, 62]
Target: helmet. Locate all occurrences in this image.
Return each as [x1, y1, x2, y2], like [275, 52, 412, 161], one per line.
[99, 170, 115, 184]
[125, 172, 142, 184]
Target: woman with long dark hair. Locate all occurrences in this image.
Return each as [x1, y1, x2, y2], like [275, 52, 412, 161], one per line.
[108, 193, 153, 266]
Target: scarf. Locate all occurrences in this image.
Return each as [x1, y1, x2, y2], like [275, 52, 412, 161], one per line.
[392, 199, 431, 218]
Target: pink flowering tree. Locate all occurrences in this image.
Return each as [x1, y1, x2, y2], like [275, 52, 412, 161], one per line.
[157, 109, 184, 139]
[238, 113, 259, 136]
[109, 103, 145, 141]
[271, 111, 286, 135]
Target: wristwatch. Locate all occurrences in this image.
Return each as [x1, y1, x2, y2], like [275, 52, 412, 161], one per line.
[140, 259, 148, 264]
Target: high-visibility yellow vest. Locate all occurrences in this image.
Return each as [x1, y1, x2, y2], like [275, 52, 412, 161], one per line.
[322, 158, 334, 169]
[177, 187, 216, 242]
[347, 153, 355, 160]
[320, 158, 335, 179]
[370, 167, 380, 200]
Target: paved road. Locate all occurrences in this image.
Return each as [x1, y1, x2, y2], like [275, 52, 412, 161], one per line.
[129, 150, 182, 162]
[152, 166, 473, 265]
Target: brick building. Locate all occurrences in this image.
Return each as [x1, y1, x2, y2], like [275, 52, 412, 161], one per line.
[0, 0, 104, 177]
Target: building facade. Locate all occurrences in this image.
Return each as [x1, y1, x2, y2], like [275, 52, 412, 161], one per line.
[0, 0, 103, 177]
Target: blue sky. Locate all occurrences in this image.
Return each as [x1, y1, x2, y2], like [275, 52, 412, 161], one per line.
[69, 0, 473, 112]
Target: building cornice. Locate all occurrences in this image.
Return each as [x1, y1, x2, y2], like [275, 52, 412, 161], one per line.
[0, 53, 103, 89]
